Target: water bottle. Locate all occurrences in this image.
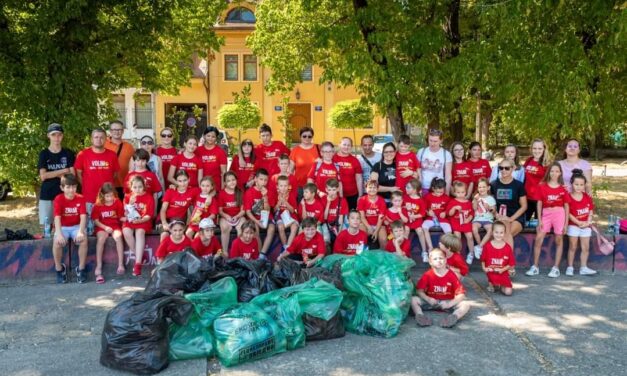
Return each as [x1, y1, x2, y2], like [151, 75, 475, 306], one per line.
[606, 215, 615, 235]
[87, 219, 94, 236]
[615, 216, 621, 236]
[44, 217, 51, 238]
[433, 215, 440, 228]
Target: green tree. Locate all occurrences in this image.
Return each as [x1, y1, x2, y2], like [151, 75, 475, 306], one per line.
[329, 99, 373, 152]
[0, 0, 226, 191]
[217, 85, 262, 145]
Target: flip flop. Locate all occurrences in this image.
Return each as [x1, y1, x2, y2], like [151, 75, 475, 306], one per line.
[440, 314, 459, 328]
[96, 274, 105, 284]
[116, 266, 126, 275]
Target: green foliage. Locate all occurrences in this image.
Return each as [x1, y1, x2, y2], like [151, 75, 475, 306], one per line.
[329, 99, 373, 149]
[217, 85, 262, 144]
[0, 0, 226, 192]
[277, 96, 294, 148]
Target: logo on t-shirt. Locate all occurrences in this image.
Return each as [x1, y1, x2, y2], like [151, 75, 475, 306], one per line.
[496, 188, 513, 200]
[433, 284, 450, 293]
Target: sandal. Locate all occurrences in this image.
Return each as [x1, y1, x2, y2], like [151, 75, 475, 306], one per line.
[440, 314, 459, 328]
[415, 314, 433, 327]
[116, 266, 126, 275]
[96, 274, 105, 284]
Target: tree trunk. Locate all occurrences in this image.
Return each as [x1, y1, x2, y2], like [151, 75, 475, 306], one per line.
[387, 105, 406, 141]
[475, 92, 481, 141]
[448, 98, 463, 142]
[203, 49, 215, 120]
[481, 109, 491, 151]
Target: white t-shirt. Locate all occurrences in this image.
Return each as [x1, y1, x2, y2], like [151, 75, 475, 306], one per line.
[359, 152, 381, 185]
[417, 147, 452, 189]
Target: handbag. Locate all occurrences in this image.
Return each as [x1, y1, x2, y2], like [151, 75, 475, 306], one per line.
[591, 225, 615, 256]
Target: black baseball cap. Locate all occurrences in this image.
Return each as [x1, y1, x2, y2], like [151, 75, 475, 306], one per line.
[47, 123, 64, 134]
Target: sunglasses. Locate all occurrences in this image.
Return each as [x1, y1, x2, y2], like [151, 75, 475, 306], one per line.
[161, 133, 173, 138]
[242, 142, 253, 146]
[141, 140, 154, 145]
[498, 166, 512, 171]
[301, 134, 313, 139]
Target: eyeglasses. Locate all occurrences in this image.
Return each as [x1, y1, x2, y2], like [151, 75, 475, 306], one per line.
[110, 128, 124, 132]
[567, 144, 579, 149]
[160, 133, 173, 138]
[141, 140, 154, 145]
[322, 150, 334, 153]
[301, 134, 313, 139]
[498, 166, 512, 171]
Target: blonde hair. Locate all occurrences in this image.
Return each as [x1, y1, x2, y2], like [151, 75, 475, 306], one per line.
[531, 138, 552, 167]
[439, 233, 462, 254]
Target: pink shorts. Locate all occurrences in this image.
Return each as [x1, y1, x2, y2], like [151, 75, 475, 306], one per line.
[541, 207, 566, 235]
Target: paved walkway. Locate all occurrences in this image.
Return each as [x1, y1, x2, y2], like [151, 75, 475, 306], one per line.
[0, 269, 625, 376]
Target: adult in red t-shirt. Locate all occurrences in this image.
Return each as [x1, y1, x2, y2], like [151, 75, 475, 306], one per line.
[333, 138, 363, 209]
[230, 139, 256, 190]
[155, 127, 178, 180]
[254, 124, 290, 177]
[196, 126, 227, 191]
[74, 128, 120, 204]
[168, 136, 203, 188]
[467, 142, 492, 192]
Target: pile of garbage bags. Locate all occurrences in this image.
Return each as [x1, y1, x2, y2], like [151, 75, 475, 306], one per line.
[100, 249, 415, 374]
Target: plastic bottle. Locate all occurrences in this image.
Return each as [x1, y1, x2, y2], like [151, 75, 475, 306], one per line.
[87, 219, 94, 236]
[44, 217, 51, 238]
[433, 215, 440, 228]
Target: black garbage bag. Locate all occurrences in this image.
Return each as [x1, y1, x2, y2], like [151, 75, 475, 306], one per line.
[272, 259, 343, 290]
[5, 228, 34, 240]
[302, 312, 346, 341]
[100, 292, 193, 375]
[144, 249, 214, 294]
[207, 258, 278, 302]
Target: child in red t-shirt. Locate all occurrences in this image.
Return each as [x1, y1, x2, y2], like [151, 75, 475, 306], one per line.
[404, 179, 428, 259]
[123, 175, 155, 276]
[384, 191, 410, 243]
[565, 171, 596, 276]
[92, 183, 125, 283]
[528, 162, 570, 278]
[191, 218, 223, 259]
[421, 178, 452, 259]
[186, 176, 218, 239]
[395, 135, 421, 193]
[307, 142, 342, 197]
[274, 175, 299, 250]
[384, 220, 411, 257]
[277, 218, 326, 267]
[243, 169, 275, 258]
[52, 174, 88, 284]
[446, 181, 475, 265]
[124, 149, 162, 199]
[229, 220, 260, 260]
[333, 211, 369, 255]
[321, 178, 349, 242]
[155, 219, 192, 263]
[357, 180, 387, 249]
[160, 170, 197, 240]
[298, 183, 325, 223]
[167, 135, 203, 188]
[438, 233, 468, 280]
[481, 221, 515, 295]
[411, 248, 470, 328]
[269, 154, 298, 204]
[218, 171, 246, 252]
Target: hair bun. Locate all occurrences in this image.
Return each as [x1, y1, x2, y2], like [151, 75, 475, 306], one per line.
[572, 168, 584, 176]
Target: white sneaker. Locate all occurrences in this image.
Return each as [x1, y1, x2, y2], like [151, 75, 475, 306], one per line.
[525, 265, 540, 276]
[474, 245, 483, 259]
[422, 251, 429, 263]
[466, 252, 474, 265]
[579, 266, 597, 276]
[548, 266, 560, 278]
[565, 266, 574, 276]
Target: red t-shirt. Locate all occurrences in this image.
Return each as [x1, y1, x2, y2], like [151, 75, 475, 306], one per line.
[243, 186, 266, 220]
[523, 157, 546, 201]
[170, 153, 202, 187]
[384, 238, 411, 257]
[404, 195, 427, 228]
[188, 194, 219, 230]
[447, 253, 469, 276]
[286, 232, 326, 258]
[416, 269, 466, 301]
[357, 195, 387, 226]
[468, 159, 492, 188]
[162, 187, 198, 221]
[385, 207, 409, 226]
[124, 170, 162, 195]
[452, 161, 473, 186]
[195, 145, 227, 191]
[74, 147, 120, 203]
[307, 161, 340, 195]
[53, 194, 87, 227]
[273, 193, 298, 216]
[538, 183, 570, 208]
[229, 155, 255, 190]
[123, 193, 155, 230]
[568, 193, 594, 225]
[321, 195, 349, 225]
[333, 154, 363, 197]
[269, 173, 298, 204]
[91, 199, 124, 231]
[218, 190, 241, 217]
[155, 235, 192, 258]
[395, 152, 421, 192]
[445, 199, 474, 225]
[333, 229, 368, 255]
[480, 241, 515, 269]
[155, 146, 178, 179]
[230, 237, 260, 260]
[191, 236, 222, 258]
[297, 198, 324, 222]
[254, 141, 290, 177]
[424, 193, 451, 223]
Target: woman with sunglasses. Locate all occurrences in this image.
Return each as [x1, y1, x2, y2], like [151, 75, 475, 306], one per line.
[417, 129, 452, 196]
[155, 127, 178, 179]
[370, 142, 400, 204]
[130, 135, 164, 195]
[230, 139, 256, 190]
[489, 144, 525, 184]
[290, 127, 320, 202]
[196, 125, 227, 191]
[558, 138, 592, 194]
[491, 159, 528, 248]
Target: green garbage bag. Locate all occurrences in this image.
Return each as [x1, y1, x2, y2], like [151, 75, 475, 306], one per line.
[169, 314, 214, 361]
[258, 295, 305, 350]
[341, 294, 407, 338]
[185, 277, 238, 327]
[213, 304, 286, 367]
[317, 254, 351, 270]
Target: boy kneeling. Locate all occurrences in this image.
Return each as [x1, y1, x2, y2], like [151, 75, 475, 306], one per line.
[411, 248, 470, 328]
[277, 217, 325, 268]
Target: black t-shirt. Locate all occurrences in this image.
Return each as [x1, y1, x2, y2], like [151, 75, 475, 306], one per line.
[372, 160, 396, 200]
[37, 148, 76, 200]
[490, 178, 526, 218]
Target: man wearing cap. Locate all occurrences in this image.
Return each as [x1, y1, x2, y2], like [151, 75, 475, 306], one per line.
[38, 123, 76, 230]
[104, 120, 135, 199]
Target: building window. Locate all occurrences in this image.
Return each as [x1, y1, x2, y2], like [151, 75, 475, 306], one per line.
[244, 55, 257, 81]
[112, 94, 126, 124]
[301, 65, 313, 81]
[225, 7, 256, 23]
[134, 94, 153, 129]
[225, 55, 238, 81]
